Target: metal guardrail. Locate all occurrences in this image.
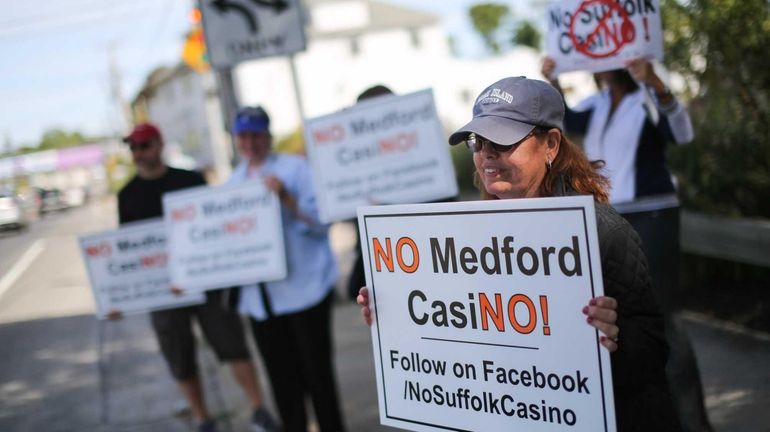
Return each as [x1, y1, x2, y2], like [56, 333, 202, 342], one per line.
[681, 211, 770, 268]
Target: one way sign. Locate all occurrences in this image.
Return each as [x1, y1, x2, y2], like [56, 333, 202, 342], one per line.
[200, 0, 306, 68]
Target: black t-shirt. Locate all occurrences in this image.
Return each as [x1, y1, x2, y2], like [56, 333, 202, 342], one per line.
[118, 167, 206, 224]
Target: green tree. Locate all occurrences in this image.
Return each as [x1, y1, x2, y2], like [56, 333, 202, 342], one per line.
[512, 20, 541, 50]
[274, 128, 305, 155]
[38, 129, 87, 151]
[662, 0, 770, 217]
[469, 3, 511, 54]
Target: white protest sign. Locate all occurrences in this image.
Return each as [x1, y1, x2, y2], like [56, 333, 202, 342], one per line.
[359, 196, 615, 432]
[200, 0, 306, 69]
[79, 219, 205, 319]
[545, 0, 663, 74]
[304, 89, 458, 224]
[163, 181, 287, 292]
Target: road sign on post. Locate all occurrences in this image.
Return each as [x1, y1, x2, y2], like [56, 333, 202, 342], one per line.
[199, 0, 307, 69]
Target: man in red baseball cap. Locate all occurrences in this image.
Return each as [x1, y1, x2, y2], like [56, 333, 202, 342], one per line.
[122, 123, 165, 180]
[118, 122, 278, 432]
[123, 122, 162, 144]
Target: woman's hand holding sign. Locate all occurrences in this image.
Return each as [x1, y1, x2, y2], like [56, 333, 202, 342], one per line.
[583, 296, 619, 353]
[357, 287, 373, 326]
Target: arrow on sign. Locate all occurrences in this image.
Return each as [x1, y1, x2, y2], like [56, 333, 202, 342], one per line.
[248, 0, 289, 14]
[211, 0, 258, 33]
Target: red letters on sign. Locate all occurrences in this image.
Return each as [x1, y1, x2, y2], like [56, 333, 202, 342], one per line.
[223, 216, 257, 234]
[86, 242, 112, 258]
[171, 205, 197, 222]
[313, 124, 345, 144]
[372, 237, 421, 273]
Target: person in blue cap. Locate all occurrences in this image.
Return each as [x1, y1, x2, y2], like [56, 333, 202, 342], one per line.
[227, 106, 347, 432]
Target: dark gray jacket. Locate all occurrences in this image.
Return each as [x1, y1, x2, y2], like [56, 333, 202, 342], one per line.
[595, 202, 681, 431]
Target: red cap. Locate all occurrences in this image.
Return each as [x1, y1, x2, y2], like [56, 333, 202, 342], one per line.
[123, 123, 162, 144]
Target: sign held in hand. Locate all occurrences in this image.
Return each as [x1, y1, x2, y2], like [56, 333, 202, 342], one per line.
[545, 0, 663, 74]
[304, 89, 458, 223]
[80, 219, 205, 319]
[163, 181, 287, 292]
[358, 196, 616, 432]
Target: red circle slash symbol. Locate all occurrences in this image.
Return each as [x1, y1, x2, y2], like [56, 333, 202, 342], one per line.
[569, 0, 636, 59]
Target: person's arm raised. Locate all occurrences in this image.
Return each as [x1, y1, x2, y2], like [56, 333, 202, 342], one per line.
[541, 57, 564, 94]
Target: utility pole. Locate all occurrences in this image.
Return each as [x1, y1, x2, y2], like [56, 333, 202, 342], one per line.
[108, 44, 133, 134]
[2, 132, 11, 157]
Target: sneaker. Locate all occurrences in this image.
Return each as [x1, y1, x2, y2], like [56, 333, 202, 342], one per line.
[197, 419, 218, 432]
[251, 407, 280, 432]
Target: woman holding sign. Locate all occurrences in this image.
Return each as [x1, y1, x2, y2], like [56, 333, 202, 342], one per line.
[543, 58, 711, 432]
[359, 77, 680, 431]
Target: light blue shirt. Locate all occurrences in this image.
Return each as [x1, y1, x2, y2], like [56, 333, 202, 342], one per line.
[228, 154, 337, 321]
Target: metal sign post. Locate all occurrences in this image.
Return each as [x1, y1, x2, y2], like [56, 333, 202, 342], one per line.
[213, 67, 241, 165]
[288, 54, 306, 119]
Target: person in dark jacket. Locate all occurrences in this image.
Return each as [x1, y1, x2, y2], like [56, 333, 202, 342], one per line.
[358, 77, 680, 431]
[118, 123, 278, 432]
[542, 57, 711, 432]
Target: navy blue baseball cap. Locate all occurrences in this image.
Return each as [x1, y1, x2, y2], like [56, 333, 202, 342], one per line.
[233, 106, 270, 134]
[449, 77, 564, 146]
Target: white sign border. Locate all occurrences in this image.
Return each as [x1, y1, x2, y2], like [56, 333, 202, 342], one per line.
[358, 196, 615, 432]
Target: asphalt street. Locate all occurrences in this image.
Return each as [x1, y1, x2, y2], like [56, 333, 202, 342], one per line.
[0, 198, 768, 431]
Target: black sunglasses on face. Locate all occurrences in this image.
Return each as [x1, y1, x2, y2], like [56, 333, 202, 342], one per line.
[129, 142, 153, 152]
[464, 131, 538, 153]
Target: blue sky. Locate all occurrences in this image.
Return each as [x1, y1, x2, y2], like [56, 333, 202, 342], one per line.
[0, 0, 539, 150]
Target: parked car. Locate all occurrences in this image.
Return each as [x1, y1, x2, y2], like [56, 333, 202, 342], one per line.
[0, 191, 29, 231]
[35, 188, 69, 216]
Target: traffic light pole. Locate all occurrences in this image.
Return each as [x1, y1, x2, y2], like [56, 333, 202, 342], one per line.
[214, 67, 241, 167]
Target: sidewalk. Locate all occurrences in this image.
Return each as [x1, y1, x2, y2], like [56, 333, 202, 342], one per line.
[682, 312, 770, 432]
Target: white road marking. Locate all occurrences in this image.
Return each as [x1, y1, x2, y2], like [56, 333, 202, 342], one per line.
[0, 239, 46, 302]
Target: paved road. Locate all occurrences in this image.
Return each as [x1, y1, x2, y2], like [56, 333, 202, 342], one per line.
[0, 198, 768, 431]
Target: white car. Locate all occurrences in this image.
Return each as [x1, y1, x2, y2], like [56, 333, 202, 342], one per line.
[0, 192, 29, 231]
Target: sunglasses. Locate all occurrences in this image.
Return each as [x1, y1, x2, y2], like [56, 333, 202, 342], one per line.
[464, 130, 538, 153]
[129, 142, 154, 152]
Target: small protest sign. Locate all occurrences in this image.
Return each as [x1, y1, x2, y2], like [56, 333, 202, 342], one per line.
[80, 219, 205, 319]
[163, 181, 287, 292]
[546, 0, 663, 73]
[359, 196, 616, 432]
[304, 89, 458, 223]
